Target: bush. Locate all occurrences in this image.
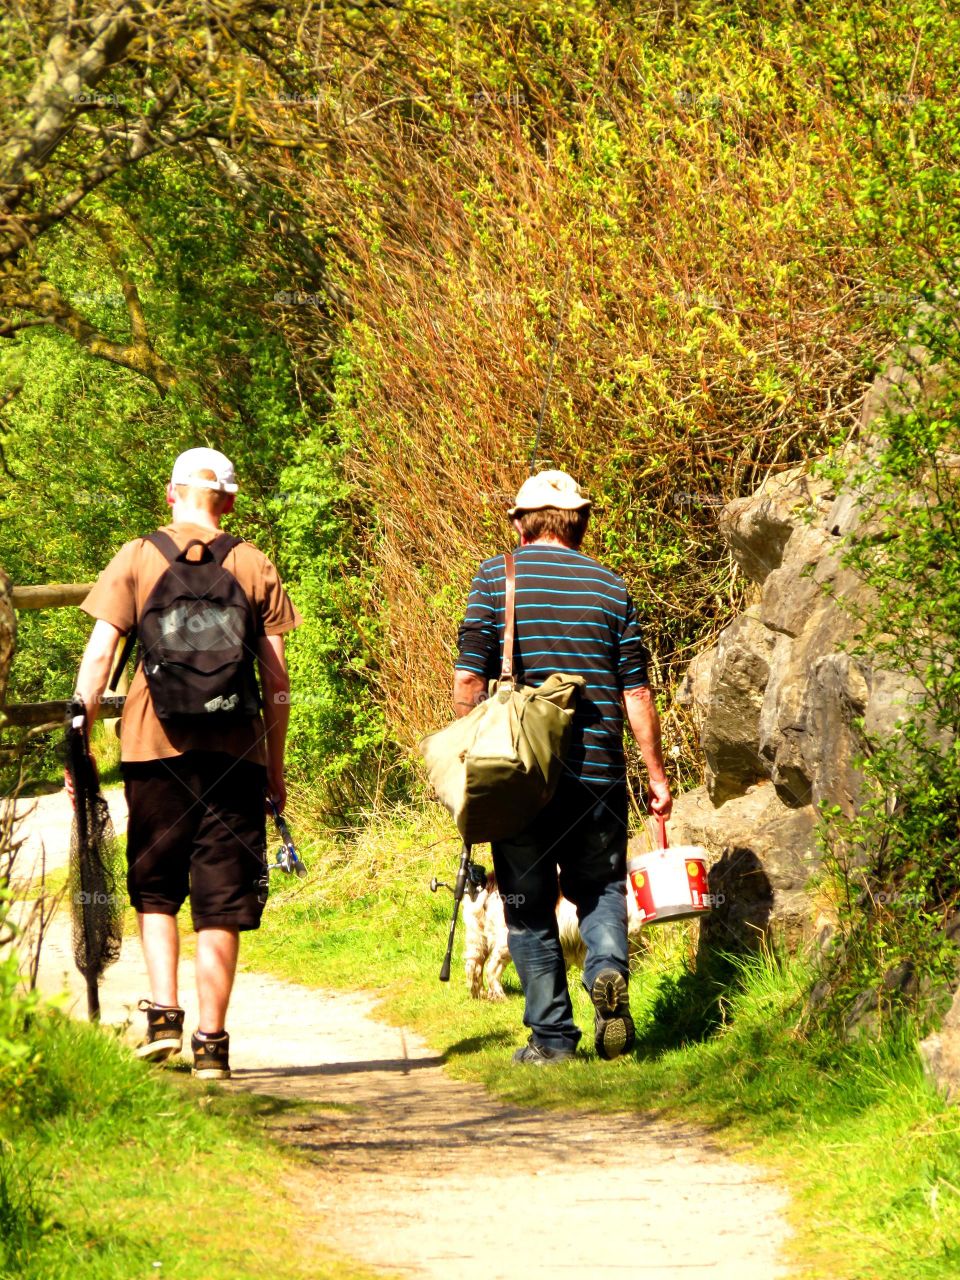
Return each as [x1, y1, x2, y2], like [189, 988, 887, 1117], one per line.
[0, 1145, 46, 1279]
[815, 345, 960, 1032]
[805, 3, 960, 1032]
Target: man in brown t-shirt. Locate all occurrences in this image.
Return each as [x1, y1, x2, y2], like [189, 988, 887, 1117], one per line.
[73, 447, 302, 1079]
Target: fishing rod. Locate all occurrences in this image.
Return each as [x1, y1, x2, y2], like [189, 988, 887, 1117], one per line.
[266, 797, 308, 878]
[430, 844, 488, 982]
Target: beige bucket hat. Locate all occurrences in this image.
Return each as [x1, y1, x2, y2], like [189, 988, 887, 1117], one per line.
[508, 469, 591, 518]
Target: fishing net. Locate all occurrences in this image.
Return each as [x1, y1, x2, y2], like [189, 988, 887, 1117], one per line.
[64, 702, 124, 1019]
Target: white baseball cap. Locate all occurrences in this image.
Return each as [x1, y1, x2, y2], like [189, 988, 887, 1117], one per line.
[508, 469, 591, 518]
[170, 447, 238, 494]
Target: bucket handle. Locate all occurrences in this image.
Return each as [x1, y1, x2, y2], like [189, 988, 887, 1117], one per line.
[654, 812, 669, 850]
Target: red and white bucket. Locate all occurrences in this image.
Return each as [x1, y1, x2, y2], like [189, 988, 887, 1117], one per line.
[628, 815, 712, 926]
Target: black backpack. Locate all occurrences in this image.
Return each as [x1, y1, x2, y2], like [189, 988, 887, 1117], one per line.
[118, 531, 262, 724]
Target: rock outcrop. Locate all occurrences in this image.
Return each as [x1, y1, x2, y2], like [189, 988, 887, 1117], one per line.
[633, 370, 928, 944]
[920, 986, 960, 1102]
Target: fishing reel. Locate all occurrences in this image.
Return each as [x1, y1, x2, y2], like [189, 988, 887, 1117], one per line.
[266, 798, 308, 879]
[430, 861, 487, 901]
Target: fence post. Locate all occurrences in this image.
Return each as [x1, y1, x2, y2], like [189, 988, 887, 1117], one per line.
[0, 567, 14, 706]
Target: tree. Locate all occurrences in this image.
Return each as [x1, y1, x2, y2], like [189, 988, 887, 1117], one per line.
[0, 0, 328, 396]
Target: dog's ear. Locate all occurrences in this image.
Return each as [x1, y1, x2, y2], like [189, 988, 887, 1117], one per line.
[486, 871, 497, 892]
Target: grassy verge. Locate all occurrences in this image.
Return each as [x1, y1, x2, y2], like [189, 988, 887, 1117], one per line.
[243, 802, 960, 1280]
[0, 1008, 377, 1280]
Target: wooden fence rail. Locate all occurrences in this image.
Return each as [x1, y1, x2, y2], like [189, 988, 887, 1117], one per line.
[1, 696, 126, 728]
[1, 582, 125, 730]
[12, 583, 94, 610]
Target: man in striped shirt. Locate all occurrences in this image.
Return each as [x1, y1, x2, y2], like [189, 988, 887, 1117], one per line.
[454, 470, 672, 1064]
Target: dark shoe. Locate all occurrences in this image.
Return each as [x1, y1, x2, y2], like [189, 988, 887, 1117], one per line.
[512, 1037, 576, 1066]
[591, 969, 635, 1060]
[191, 1031, 231, 1080]
[135, 1000, 184, 1062]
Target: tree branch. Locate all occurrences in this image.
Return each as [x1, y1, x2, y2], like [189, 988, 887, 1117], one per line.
[11, 280, 178, 395]
[0, 72, 185, 263]
[0, 316, 54, 336]
[85, 215, 149, 344]
[0, 6, 139, 217]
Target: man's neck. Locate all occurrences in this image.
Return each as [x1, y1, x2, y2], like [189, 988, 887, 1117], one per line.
[520, 536, 574, 548]
[169, 505, 222, 533]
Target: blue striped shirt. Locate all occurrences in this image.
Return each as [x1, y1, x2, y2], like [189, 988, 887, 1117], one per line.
[455, 545, 649, 784]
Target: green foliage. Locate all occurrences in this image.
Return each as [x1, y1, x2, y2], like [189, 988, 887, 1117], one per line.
[815, 357, 960, 1030]
[273, 346, 394, 809]
[0, 828, 48, 1271]
[0, 925, 41, 1114]
[0, 159, 316, 780]
[4, 0, 960, 816]
[0, 805, 43, 1115]
[0, 1146, 46, 1279]
[802, 3, 960, 1032]
[264, 0, 960, 789]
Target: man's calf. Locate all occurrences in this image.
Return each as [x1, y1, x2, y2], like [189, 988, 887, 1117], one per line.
[462, 873, 643, 1000]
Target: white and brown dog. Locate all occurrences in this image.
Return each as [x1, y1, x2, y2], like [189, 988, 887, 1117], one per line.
[462, 872, 643, 1000]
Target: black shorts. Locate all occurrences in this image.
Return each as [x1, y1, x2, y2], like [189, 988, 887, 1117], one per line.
[122, 752, 269, 931]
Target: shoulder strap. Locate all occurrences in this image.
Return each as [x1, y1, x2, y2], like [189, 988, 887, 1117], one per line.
[106, 532, 163, 688]
[207, 532, 243, 566]
[144, 530, 181, 563]
[146, 529, 241, 566]
[108, 630, 136, 692]
[207, 534, 259, 638]
[500, 551, 516, 682]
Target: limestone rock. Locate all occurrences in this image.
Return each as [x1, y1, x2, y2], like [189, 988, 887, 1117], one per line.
[720, 464, 833, 585]
[664, 347, 952, 961]
[801, 653, 869, 814]
[863, 668, 928, 741]
[823, 485, 875, 540]
[675, 646, 716, 736]
[843, 961, 920, 1041]
[760, 526, 833, 638]
[702, 611, 776, 805]
[919, 987, 960, 1103]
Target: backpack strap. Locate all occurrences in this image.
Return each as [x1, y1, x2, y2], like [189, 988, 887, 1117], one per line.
[206, 534, 260, 637]
[207, 532, 243, 565]
[145, 530, 241, 565]
[144, 530, 182, 563]
[108, 630, 136, 692]
[107, 531, 170, 688]
[500, 551, 517, 683]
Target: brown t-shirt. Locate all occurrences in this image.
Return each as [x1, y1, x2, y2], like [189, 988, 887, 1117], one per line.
[81, 522, 303, 765]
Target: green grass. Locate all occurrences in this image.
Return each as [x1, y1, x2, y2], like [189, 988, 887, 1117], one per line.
[243, 802, 960, 1280]
[0, 1010, 377, 1280]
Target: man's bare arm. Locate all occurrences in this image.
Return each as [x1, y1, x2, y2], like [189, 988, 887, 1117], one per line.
[453, 669, 486, 718]
[258, 633, 291, 812]
[75, 620, 123, 721]
[624, 684, 672, 817]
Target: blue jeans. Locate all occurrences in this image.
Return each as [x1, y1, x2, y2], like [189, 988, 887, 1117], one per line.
[491, 781, 629, 1051]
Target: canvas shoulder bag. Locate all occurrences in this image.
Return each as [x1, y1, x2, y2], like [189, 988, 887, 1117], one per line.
[419, 551, 585, 844]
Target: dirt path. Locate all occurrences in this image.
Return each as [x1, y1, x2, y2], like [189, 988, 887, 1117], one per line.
[23, 792, 791, 1280]
[13, 786, 128, 884]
